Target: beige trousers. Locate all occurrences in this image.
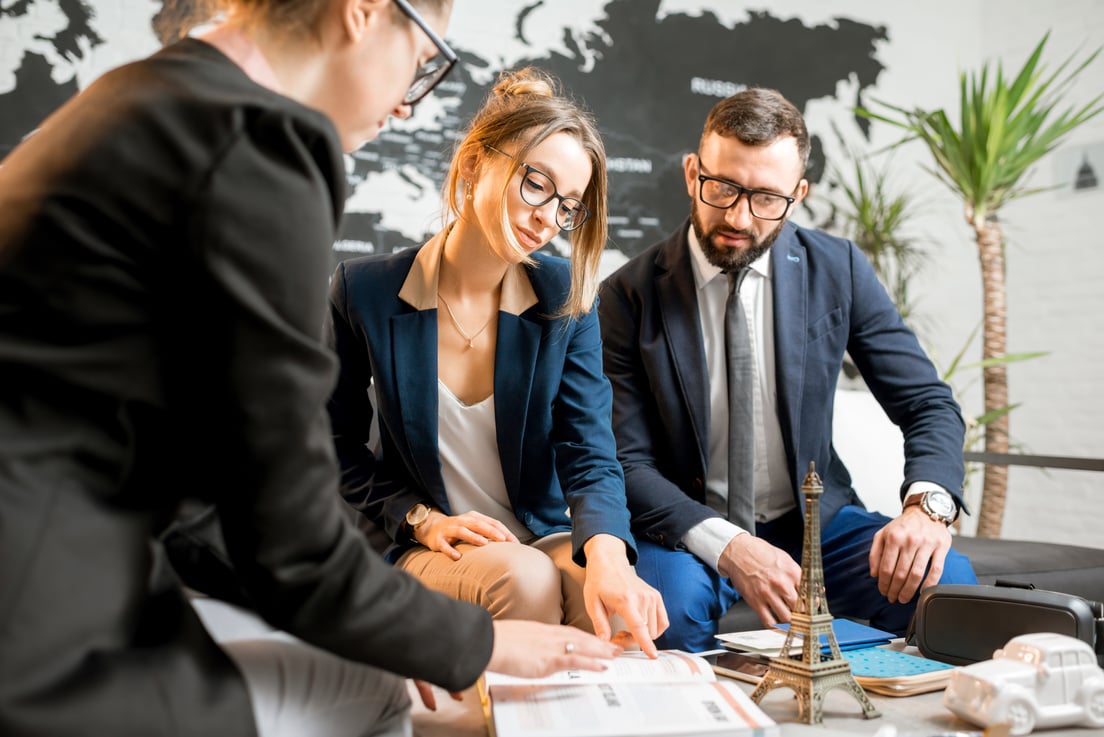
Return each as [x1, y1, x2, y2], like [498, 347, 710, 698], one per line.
[396, 531, 592, 632]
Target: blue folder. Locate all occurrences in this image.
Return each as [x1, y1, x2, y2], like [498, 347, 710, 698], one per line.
[772, 619, 895, 653]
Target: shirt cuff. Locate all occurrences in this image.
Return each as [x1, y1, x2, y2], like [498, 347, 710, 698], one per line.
[903, 481, 951, 504]
[682, 517, 750, 572]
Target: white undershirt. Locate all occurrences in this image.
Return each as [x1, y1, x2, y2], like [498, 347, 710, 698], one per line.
[436, 380, 535, 543]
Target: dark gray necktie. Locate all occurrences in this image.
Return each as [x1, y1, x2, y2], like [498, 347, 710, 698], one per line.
[725, 268, 755, 532]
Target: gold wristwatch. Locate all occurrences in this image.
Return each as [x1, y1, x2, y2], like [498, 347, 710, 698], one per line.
[405, 503, 433, 539]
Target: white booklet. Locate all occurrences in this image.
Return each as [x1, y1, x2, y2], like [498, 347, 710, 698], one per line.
[480, 650, 779, 737]
[716, 628, 802, 656]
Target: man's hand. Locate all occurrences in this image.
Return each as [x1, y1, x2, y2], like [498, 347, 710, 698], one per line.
[869, 506, 952, 603]
[414, 510, 519, 560]
[718, 533, 801, 627]
[581, 534, 669, 658]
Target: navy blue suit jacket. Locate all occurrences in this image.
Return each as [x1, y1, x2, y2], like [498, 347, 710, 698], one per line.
[598, 219, 966, 550]
[327, 238, 635, 566]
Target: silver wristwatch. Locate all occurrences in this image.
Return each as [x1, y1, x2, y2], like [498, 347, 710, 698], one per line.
[905, 490, 958, 525]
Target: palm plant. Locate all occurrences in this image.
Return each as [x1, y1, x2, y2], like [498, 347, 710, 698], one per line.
[935, 322, 1048, 525]
[860, 33, 1103, 537]
[828, 156, 1043, 524]
[828, 153, 927, 322]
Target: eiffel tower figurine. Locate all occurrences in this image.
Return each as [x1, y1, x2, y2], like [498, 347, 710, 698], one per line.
[749, 461, 880, 724]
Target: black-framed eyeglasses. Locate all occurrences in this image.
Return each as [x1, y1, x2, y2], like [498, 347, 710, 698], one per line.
[393, 0, 458, 105]
[696, 160, 796, 221]
[486, 146, 590, 231]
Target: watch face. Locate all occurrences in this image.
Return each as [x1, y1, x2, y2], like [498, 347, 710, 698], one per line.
[924, 492, 955, 519]
[407, 504, 430, 527]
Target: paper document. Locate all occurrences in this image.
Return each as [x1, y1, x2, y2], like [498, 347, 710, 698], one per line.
[481, 650, 779, 737]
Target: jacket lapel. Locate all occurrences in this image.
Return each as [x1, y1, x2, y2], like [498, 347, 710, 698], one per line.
[392, 233, 451, 500]
[771, 223, 807, 478]
[494, 311, 541, 502]
[655, 229, 711, 473]
[391, 309, 444, 499]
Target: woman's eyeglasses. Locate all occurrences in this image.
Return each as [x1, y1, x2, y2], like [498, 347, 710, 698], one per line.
[394, 0, 458, 105]
[486, 146, 590, 231]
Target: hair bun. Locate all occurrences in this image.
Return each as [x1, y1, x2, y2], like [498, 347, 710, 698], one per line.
[492, 67, 556, 100]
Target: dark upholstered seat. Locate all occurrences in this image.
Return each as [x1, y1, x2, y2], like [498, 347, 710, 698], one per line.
[717, 535, 1104, 634]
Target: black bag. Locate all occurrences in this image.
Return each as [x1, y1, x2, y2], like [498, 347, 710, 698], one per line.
[909, 581, 1104, 666]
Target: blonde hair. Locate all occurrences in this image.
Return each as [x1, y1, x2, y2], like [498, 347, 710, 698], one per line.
[167, 0, 449, 41]
[442, 67, 608, 319]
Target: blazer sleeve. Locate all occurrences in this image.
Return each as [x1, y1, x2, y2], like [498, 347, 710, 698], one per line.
[550, 302, 637, 565]
[186, 112, 492, 691]
[841, 241, 967, 505]
[598, 273, 719, 548]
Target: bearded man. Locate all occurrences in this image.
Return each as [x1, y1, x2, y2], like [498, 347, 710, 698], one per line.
[598, 87, 977, 652]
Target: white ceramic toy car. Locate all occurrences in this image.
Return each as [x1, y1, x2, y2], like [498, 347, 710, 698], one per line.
[943, 632, 1104, 735]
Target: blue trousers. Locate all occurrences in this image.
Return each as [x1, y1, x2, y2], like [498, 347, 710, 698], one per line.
[636, 505, 978, 652]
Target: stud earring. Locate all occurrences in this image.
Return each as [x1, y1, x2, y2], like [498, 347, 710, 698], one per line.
[465, 181, 473, 201]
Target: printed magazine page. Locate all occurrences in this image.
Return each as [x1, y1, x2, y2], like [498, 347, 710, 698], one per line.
[481, 651, 779, 737]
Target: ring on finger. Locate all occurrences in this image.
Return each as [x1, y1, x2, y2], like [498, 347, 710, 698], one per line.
[564, 642, 575, 655]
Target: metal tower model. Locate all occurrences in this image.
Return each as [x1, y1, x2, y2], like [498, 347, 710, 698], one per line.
[749, 461, 880, 724]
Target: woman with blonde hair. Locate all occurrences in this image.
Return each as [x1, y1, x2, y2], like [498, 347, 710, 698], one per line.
[328, 66, 669, 655]
[0, 3, 623, 736]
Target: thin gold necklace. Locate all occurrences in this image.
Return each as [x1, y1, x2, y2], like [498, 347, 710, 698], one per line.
[437, 293, 495, 349]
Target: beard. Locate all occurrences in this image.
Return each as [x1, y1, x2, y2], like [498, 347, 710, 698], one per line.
[690, 198, 786, 272]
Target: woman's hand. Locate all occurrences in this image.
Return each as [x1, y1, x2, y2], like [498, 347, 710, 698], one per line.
[487, 620, 622, 678]
[581, 534, 669, 658]
[415, 509, 519, 560]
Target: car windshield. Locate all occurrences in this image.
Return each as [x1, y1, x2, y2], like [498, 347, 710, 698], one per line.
[1003, 643, 1042, 665]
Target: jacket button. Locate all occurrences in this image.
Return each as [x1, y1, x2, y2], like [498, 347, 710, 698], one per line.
[692, 477, 704, 493]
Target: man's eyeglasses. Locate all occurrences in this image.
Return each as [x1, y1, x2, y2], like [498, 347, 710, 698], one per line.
[696, 159, 796, 221]
[393, 0, 458, 105]
[486, 146, 590, 231]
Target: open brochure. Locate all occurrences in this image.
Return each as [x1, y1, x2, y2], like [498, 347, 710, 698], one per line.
[480, 650, 779, 737]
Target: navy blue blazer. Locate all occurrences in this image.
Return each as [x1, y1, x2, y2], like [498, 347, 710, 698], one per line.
[598, 219, 966, 549]
[327, 235, 635, 565]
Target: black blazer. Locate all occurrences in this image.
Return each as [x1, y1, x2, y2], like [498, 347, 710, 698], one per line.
[598, 219, 966, 549]
[0, 39, 492, 736]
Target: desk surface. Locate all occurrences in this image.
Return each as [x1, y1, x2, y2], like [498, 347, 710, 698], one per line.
[410, 669, 1103, 737]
